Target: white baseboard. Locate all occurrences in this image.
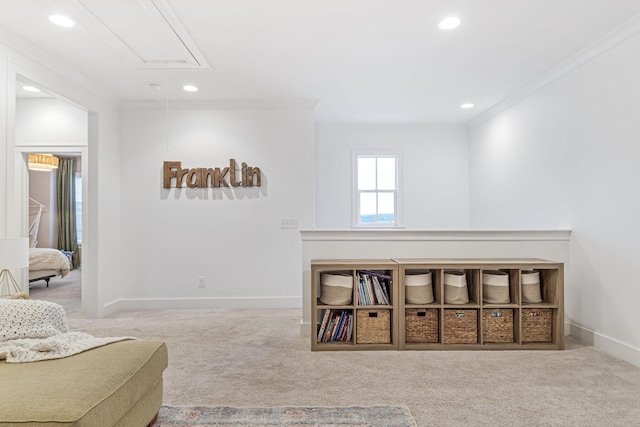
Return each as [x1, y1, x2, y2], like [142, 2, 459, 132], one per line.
[103, 296, 302, 316]
[570, 323, 640, 368]
[300, 320, 311, 337]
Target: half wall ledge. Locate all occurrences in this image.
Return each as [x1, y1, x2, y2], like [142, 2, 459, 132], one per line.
[300, 229, 571, 338]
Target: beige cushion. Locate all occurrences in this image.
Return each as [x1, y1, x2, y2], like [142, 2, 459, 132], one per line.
[0, 340, 167, 427]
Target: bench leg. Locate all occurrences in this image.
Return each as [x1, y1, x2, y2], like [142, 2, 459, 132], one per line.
[147, 412, 159, 427]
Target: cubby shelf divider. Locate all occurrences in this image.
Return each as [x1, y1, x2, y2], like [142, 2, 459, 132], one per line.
[312, 258, 563, 351]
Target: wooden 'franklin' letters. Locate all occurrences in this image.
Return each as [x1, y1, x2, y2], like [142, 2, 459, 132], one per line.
[163, 160, 262, 189]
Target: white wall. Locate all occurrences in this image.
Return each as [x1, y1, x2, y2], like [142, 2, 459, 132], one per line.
[469, 32, 640, 366]
[16, 98, 88, 249]
[28, 170, 55, 248]
[0, 50, 11, 238]
[15, 98, 88, 146]
[114, 102, 315, 309]
[1, 34, 122, 316]
[315, 125, 470, 229]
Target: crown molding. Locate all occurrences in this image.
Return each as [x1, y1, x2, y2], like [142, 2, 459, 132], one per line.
[468, 13, 640, 129]
[0, 27, 118, 108]
[119, 99, 319, 110]
[315, 123, 468, 132]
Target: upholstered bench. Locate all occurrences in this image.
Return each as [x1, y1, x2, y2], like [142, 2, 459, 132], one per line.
[0, 339, 168, 427]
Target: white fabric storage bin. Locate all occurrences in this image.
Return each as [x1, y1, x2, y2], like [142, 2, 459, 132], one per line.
[444, 270, 469, 304]
[482, 270, 510, 304]
[319, 273, 353, 305]
[521, 270, 543, 303]
[405, 272, 434, 304]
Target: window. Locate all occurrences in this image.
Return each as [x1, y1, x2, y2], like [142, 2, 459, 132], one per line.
[75, 172, 82, 245]
[353, 152, 401, 227]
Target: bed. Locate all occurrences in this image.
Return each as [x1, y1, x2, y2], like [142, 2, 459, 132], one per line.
[28, 248, 72, 287]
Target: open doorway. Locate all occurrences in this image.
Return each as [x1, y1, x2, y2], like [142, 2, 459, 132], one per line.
[15, 77, 88, 316]
[27, 152, 83, 316]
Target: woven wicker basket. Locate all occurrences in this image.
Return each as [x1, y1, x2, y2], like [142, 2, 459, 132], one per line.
[443, 309, 478, 344]
[522, 308, 553, 342]
[405, 309, 439, 343]
[482, 309, 514, 343]
[356, 309, 391, 344]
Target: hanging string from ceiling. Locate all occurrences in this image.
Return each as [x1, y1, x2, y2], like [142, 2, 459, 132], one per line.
[165, 62, 170, 153]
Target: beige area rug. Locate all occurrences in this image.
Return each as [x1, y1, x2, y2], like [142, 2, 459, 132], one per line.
[155, 405, 417, 426]
[29, 276, 640, 427]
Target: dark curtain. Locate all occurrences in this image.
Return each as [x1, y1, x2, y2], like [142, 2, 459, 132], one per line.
[56, 157, 79, 268]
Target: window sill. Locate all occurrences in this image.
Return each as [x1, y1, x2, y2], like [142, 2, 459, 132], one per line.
[352, 225, 406, 229]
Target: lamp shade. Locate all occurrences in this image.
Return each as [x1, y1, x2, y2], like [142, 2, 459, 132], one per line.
[28, 153, 59, 171]
[0, 238, 29, 269]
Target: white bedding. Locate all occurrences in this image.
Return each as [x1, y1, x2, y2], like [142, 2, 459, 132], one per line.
[29, 248, 71, 278]
[0, 300, 132, 363]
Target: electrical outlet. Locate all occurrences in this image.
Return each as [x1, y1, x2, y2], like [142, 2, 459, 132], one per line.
[280, 218, 298, 229]
[197, 276, 206, 288]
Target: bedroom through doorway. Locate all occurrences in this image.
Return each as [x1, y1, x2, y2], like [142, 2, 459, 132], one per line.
[16, 76, 88, 316]
[27, 152, 83, 316]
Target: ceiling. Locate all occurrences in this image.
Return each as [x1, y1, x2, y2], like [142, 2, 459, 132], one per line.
[2, 0, 640, 124]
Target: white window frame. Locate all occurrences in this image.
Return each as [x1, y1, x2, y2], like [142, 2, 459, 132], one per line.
[352, 150, 403, 228]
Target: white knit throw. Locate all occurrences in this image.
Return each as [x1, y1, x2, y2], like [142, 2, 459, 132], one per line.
[0, 299, 133, 363]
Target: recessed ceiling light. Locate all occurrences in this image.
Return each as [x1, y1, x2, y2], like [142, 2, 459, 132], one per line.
[182, 85, 198, 92]
[461, 103, 474, 109]
[22, 86, 41, 93]
[439, 17, 461, 30]
[49, 14, 75, 28]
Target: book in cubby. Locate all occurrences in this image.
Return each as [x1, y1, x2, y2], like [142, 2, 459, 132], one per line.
[317, 309, 353, 343]
[312, 259, 563, 351]
[311, 260, 399, 350]
[356, 270, 391, 306]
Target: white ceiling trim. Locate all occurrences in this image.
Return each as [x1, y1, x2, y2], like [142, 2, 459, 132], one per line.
[56, 0, 209, 70]
[56, 0, 142, 64]
[139, 0, 210, 69]
[119, 99, 319, 110]
[468, 13, 640, 130]
[315, 123, 468, 132]
[0, 26, 119, 107]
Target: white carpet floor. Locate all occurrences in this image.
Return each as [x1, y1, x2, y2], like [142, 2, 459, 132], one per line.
[29, 270, 640, 426]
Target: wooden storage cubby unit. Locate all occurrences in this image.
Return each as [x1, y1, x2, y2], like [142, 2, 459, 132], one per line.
[311, 259, 399, 351]
[311, 258, 563, 351]
[396, 259, 564, 350]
